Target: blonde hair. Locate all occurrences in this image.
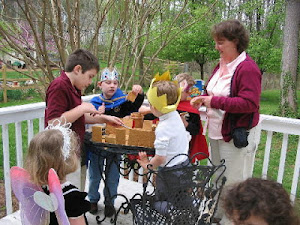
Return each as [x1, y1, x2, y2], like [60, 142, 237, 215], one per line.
[152, 80, 179, 105]
[25, 129, 79, 185]
[175, 73, 196, 87]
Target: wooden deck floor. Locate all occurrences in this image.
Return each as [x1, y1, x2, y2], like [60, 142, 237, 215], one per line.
[0, 178, 146, 225]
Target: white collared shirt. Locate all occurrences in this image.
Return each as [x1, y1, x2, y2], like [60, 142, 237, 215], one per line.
[155, 110, 191, 167]
[206, 51, 246, 139]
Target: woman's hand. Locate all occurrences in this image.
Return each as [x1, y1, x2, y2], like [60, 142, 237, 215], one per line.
[191, 96, 212, 108]
[200, 96, 212, 108]
[190, 97, 203, 109]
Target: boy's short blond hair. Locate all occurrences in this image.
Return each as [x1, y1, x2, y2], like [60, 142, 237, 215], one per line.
[175, 73, 196, 87]
[25, 129, 79, 185]
[152, 80, 179, 105]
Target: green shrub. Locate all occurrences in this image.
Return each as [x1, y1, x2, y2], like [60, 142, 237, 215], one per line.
[7, 89, 22, 100]
[24, 88, 39, 98]
[0, 88, 42, 102]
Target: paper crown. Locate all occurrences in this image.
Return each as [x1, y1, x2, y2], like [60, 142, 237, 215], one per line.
[101, 67, 119, 81]
[146, 71, 181, 114]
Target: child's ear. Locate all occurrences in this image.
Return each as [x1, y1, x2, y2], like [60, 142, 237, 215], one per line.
[73, 65, 82, 74]
[97, 81, 102, 88]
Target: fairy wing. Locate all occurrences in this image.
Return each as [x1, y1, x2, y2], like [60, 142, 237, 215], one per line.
[48, 168, 70, 225]
[10, 166, 49, 225]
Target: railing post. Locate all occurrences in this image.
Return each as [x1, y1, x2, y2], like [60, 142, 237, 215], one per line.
[2, 124, 13, 214]
[15, 122, 23, 167]
[290, 138, 300, 203]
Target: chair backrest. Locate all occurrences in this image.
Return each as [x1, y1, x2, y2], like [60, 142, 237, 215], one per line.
[146, 153, 226, 225]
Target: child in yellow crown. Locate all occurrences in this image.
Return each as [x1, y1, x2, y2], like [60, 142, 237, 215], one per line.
[137, 71, 191, 212]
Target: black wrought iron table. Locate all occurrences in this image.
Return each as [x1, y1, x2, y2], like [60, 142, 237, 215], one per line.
[84, 132, 155, 224]
[84, 132, 226, 225]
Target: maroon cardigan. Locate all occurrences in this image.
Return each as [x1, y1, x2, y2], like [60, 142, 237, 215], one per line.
[207, 54, 262, 142]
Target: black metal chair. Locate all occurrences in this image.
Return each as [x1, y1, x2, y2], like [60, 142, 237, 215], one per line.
[129, 153, 226, 225]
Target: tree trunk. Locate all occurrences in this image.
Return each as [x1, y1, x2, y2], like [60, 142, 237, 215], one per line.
[196, 53, 205, 80]
[280, 0, 300, 117]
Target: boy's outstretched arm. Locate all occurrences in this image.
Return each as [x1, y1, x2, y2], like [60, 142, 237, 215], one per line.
[85, 113, 123, 126]
[48, 102, 101, 124]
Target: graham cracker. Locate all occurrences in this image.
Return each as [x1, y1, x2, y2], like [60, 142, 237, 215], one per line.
[122, 117, 133, 127]
[115, 128, 126, 145]
[92, 125, 103, 142]
[126, 91, 137, 102]
[143, 120, 153, 131]
[127, 129, 141, 146]
[152, 124, 157, 131]
[148, 131, 155, 148]
[127, 128, 155, 147]
[106, 124, 116, 135]
[122, 117, 133, 135]
[192, 98, 202, 104]
[137, 129, 150, 147]
[105, 134, 116, 144]
[131, 112, 144, 128]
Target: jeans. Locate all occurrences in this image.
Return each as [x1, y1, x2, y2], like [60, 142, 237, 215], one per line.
[88, 150, 121, 205]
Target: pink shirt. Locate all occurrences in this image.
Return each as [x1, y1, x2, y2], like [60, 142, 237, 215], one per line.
[206, 52, 246, 139]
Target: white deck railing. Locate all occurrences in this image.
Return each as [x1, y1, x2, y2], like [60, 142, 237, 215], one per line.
[1, 95, 300, 217]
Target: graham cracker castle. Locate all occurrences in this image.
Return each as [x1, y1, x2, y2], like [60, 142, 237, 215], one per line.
[91, 113, 156, 148]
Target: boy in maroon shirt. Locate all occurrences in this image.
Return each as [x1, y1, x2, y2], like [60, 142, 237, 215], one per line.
[45, 49, 122, 190]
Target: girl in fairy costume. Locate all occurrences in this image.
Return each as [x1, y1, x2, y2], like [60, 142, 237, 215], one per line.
[11, 120, 90, 225]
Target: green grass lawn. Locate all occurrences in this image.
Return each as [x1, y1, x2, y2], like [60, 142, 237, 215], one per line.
[1, 68, 60, 79]
[0, 97, 43, 107]
[253, 90, 300, 212]
[260, 89, 300, 116]
[1, 70, 36, 79]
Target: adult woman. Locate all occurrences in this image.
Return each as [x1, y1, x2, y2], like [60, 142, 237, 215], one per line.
[191, 19, 262, 224]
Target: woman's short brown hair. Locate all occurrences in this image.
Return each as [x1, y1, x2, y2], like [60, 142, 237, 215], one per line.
[152, 80, 179, 105]
[212, 19, 249, 53]
[25, 129, 80, 185]
[223, 178, 300, 225]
